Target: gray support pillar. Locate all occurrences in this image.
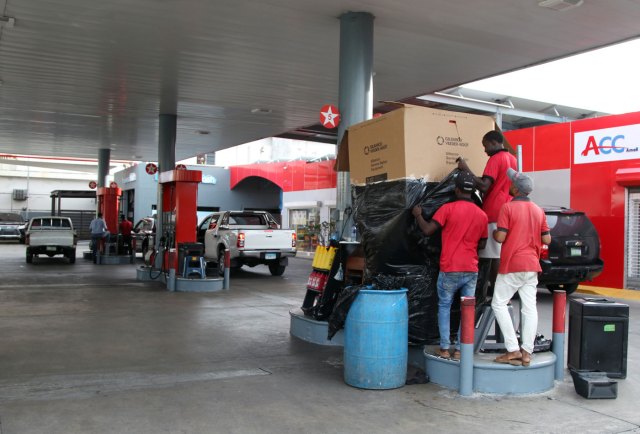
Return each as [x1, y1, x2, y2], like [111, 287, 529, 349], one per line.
[97, 148, 111, 188]
[155, 114, 177, 252]
[336, 11, 374, 238]
[97, 148, 111, 215]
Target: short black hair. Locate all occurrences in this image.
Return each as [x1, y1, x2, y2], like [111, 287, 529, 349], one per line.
[97, 212, 103, 217]
[483, 130, 503, 143]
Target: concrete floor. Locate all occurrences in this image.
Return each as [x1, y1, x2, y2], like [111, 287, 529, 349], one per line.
[0, 241, 638, 434]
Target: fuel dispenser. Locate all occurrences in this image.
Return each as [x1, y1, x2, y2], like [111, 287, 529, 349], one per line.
[157, 169, 205, 278]
[96, 186, 122, 258]
[97, 186, 121, 238]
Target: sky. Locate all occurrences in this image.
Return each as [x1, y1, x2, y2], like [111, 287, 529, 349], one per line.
[462, 38, 640, 115]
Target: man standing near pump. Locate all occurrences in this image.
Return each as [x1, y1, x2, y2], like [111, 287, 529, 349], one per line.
[457, 130, 517, 300]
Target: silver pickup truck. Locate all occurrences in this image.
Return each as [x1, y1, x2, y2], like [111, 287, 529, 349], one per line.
[25, 216, 77, 263]
[197, 211, 296, 276]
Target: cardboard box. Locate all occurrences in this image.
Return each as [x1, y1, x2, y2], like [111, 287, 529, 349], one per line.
[336, 104, 496, 185]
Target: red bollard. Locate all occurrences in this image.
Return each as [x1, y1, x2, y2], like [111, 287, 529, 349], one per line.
[552, 290, 567, 380]
[459, 296, 475, 396]
[223, 249, 231, 289]
[553, 290, 566, 334]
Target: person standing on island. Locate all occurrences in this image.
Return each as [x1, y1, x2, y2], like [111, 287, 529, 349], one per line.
[412, 171, 488, 360]
[491, 168, 551, 366]
[457, 130, 517, 299]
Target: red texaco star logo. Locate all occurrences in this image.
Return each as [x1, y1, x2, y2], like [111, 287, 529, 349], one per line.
[320, 104, 340, 129]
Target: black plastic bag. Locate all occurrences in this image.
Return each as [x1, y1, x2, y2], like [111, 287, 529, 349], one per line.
[327, 283, 367, 339]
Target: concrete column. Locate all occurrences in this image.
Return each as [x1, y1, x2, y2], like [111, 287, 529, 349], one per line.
[155, 114, 177, 251]
[97, 148, 111, 188]
[97, 148, 111, 215]
[336, 11, 374, 238]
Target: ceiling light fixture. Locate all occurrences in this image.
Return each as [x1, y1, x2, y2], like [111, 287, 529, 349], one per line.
[0, 16, 15, 27]
[251, 108, 272, 114]
[538, 0, 583, 12]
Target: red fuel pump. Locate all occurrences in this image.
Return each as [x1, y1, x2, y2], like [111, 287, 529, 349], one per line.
[158, 169, 202, 273]
[97, 187, 121, 238]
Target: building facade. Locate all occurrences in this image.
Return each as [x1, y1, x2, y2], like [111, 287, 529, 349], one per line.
[504, 111, 640, 290]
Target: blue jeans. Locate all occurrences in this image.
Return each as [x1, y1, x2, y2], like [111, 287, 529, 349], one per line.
[437, 271, 478, 350]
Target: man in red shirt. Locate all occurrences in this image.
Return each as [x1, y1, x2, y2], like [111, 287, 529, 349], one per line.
[458, 130, 517, 297]
[119, 214, 133, 255]
[491, 168, 551, 366]
[413, 171, 488, 359]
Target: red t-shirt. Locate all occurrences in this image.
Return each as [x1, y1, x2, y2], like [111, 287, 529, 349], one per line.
[433, 199, 488, 273]
[482, 149, 517, 223]
[496, 197, 550, 274]
[119, 219, 133, 235]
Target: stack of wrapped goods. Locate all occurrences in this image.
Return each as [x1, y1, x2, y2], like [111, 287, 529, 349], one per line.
[330, 104, 495, 345]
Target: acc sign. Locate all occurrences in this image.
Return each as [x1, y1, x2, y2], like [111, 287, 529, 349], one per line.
[88, 181, 97, 189]
[574, 125, 640, 164]
[145, 163, 158, 175]
[320, 104, 340, 129]
[175, 164, 187, 170]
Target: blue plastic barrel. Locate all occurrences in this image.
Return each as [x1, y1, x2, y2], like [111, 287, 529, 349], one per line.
[344, 288, 408, 389]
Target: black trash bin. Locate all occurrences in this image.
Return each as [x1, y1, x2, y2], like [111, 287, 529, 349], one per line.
[568, 297, 629, 378]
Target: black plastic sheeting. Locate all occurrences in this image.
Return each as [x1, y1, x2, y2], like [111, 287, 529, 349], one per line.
[327, 171, 458, 342]
[326, 170, 488, 344]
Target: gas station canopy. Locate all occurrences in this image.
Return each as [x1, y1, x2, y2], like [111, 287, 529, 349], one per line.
[0, 0, 638, 161]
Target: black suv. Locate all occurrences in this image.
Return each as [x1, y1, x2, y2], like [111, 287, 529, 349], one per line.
[538, 207, 604, 294]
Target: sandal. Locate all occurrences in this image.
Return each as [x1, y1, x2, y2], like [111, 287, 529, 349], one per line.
[437, 349, 451, 359]
[452, 350, 461, 361]
[520, 349, 531, 367]
[494, 351, 523, 366]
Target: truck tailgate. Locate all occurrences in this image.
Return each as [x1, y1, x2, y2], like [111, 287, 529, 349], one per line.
[29, 230, 74, 246]
[242, 230, 293, 250]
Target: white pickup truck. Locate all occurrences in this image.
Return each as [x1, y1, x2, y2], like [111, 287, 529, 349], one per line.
[196, 211, 296, 276]
[25, 216, 77, 264]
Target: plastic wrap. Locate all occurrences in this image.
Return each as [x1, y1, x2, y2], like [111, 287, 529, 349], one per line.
[347, 170, 482, 344]
[383, 263, 439, 345]
[352, 172, 465, 277]
[327, 283, 367, 339]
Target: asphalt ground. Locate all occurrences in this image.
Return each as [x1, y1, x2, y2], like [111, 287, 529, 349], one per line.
[0, 240, 638, 434]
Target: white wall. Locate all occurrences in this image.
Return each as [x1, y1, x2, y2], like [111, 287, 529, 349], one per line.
[215, 137, 335, 166]
[527, 169, 571, 208]
[0, 176, 97, 213]
[282, 188, 336, 229]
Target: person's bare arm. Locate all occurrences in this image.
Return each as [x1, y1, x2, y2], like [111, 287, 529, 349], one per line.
[493, 228, 507, 243]
[457, 158, 492, 193]
[477, 238, 487, 251]
[412, 205, 439, 236]
[542, 233, 551, 245]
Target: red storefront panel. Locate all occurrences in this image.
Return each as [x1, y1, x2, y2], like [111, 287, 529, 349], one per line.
[230, 160, 338, 192]
[534, 123, 571, 171]
[570, 110, 640, 288]
[505, 128, 534, 172]
[507, 111, 640, 289]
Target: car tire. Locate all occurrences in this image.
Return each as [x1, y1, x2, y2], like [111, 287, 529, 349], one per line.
[217, 248, 226, 276]
[269, 264, 286, 276]
[546, 283, 579, 295]
[26, 249, 33, 264]
[68, 249, 76, 264]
